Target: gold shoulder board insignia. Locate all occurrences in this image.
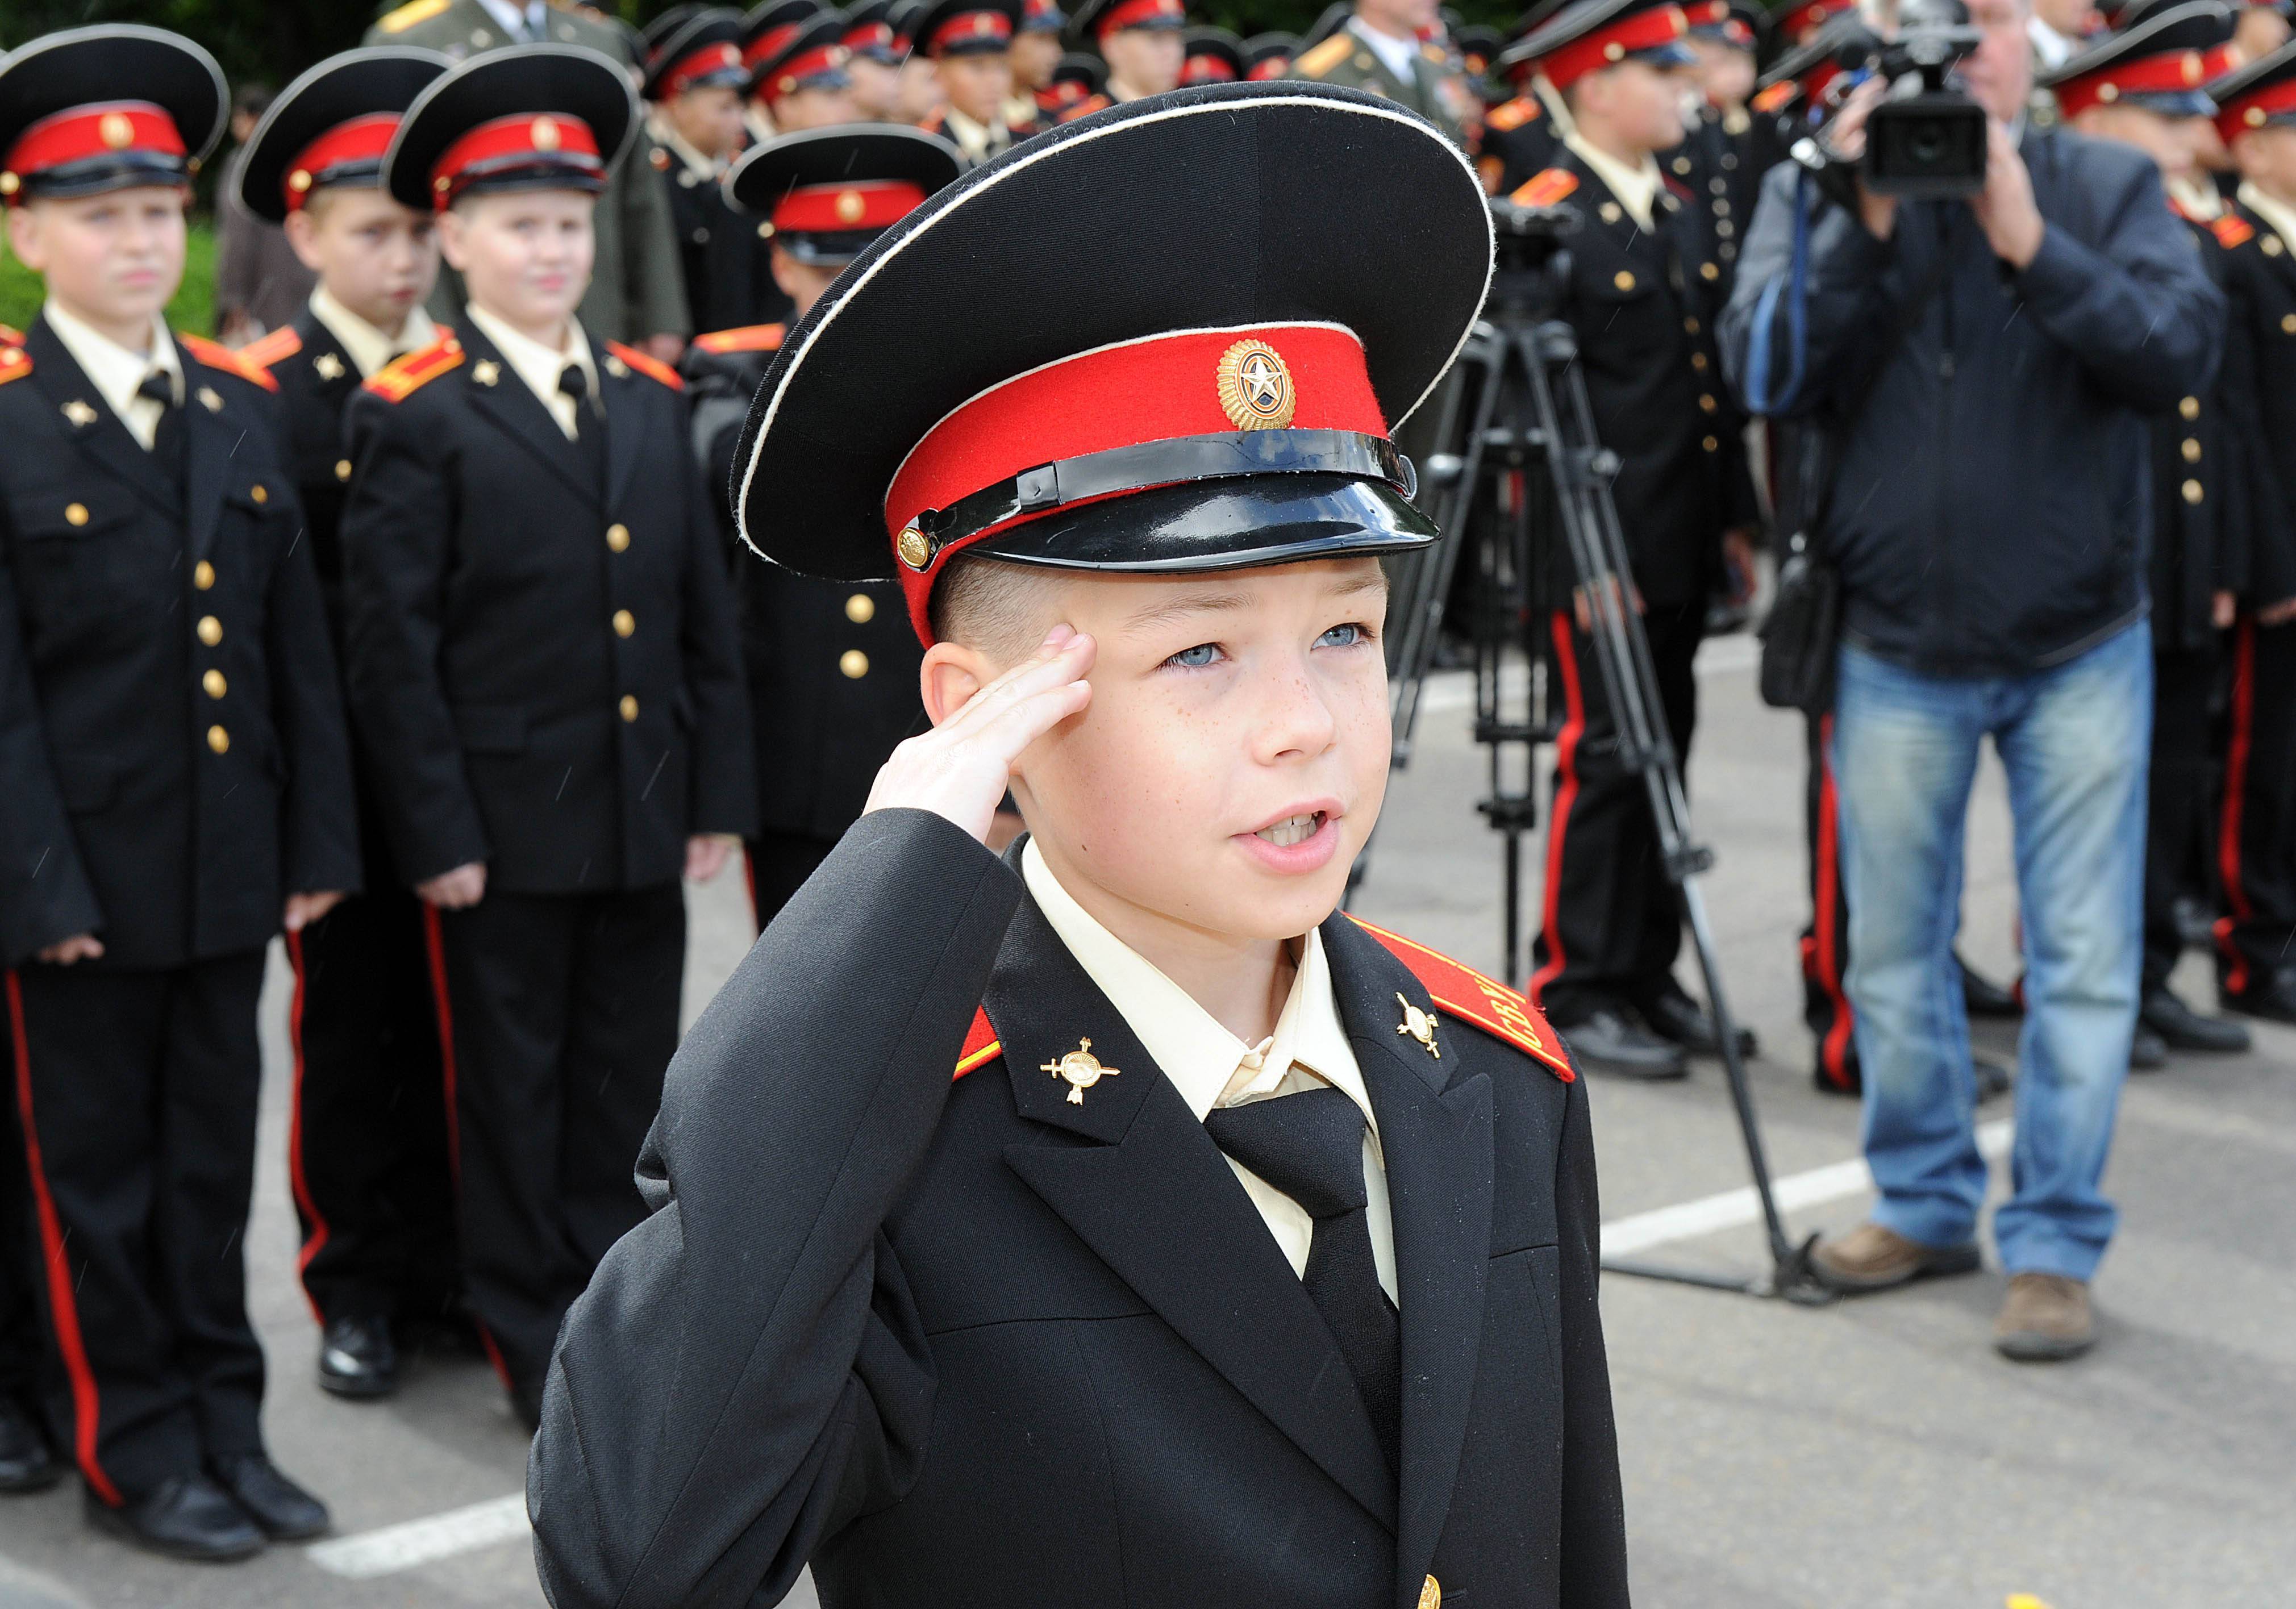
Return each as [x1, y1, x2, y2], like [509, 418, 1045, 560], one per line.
[179, 332, 280, 394]
[362, 336, 465, 402]
[1294, 35, 1355, 80]
[1349, 915, 1576, 1082]
[606, 340, 685, 390]
[1511, 166, 1579, 209]
[378, 0, 453, 32]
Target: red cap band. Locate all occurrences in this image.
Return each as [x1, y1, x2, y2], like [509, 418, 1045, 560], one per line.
[1535, 4, 1691, 91]
[744, 22, 807, 71]
[1097, 0, 1184, 36]
[1247, 56, 1289, 81]
[771, 177, 926, 232]
[431, 113, 601, 210]
[2, 102, 185, 193]
[929, 9, 1015, 53]
[665, 39, 746, 97]
[885, 323, 1385, 641]
[1774, 0, 1853, 40]
[283, 112, 400, 210]
[2218, 73, 2296, 142]
[1182, 55, 1239, 83]
[2055, 45, 2215, 120]
[762, 44, 850, 101]
[844, 20, 898, 52]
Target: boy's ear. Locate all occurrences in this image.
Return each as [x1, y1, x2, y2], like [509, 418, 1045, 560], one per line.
[919, 640, 998, 728]
[4, 205, 42, 273]
[282, 208, 325, 274]
[434, 205, 469, 273]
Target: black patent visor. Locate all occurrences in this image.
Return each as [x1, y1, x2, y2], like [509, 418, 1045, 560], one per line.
[906, 427, 1414, 566]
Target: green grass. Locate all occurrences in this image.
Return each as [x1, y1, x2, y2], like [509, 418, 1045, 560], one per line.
[0, 220, 218, 339]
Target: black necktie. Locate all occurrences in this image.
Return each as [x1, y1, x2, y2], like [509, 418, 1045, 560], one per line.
[1204, 1086, 1401, 1473]
[139, 369, 185, 478]
[559, 362, 605, 494]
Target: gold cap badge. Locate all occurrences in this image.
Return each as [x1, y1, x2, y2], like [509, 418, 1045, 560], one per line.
[835, 188, 866, 223]
[531, 116, 561, 152]
[99, 112, 136, 151]
[1042, 1038, 1120, 1106]
[896, 523, 932, 571]
[1215, 338, 1296, 431]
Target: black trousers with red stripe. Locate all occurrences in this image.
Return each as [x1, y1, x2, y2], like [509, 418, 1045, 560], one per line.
[427, 885, 684, 1403]
[5, 954, 268, 1504]
[1801, 711, 1860, 1092]
[2214, 618, 2296, 997]
[286, 883, 458, 1328]
[2145, 646, 2222, 993]
[1530, 601, 1702, 1022]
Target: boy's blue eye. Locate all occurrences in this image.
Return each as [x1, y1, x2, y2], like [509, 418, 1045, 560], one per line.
[1318, 623, 1370, 649]
[1164, 642, 1223, 670]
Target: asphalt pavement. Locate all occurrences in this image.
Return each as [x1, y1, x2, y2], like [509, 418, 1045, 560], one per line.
[1, 637, 2287, 1608]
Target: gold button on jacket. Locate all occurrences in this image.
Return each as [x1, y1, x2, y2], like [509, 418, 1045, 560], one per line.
[206, 724, 230, 755]
[197, 615, 223, 647]
[612, 608, 636, 637]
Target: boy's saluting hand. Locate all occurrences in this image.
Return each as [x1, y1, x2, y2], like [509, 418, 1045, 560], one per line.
[865, 626, 1094, 844]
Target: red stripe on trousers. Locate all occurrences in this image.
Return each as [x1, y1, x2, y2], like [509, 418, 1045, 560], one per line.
[1814, 714, 1857, 1088]
[282, 929, 328, 1322]
[1529, 610, 1586, 1004]
[419, 905, 513, 1392]
[5, 971, 122, 1506]
[2215, 616, 2257, 994]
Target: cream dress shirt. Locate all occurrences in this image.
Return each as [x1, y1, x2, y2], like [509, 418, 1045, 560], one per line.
[1022, 840, 1399, 1303]
[464, 303, 599, 441]
[309, 287, 437, 381]
[1348, 18, 1423, 89]
[44, 302, 182, 451]
[1562, 132, 1664, 234]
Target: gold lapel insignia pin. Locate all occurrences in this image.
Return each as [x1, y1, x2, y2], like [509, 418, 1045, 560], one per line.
[1397, 994, 1440, 1058]
[606, 355, 630, 379]
[1042, 1038, 1119, 1106]
[313, 352, 345, 382]
[61, 399, 98, 428]
[472, 360, 501, 387]
[197, 387, 223, 414]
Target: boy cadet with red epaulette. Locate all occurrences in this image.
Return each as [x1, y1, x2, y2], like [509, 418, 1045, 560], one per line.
[1060, 0, 1190, 119]
[1497, 0, 1763, 1079]
[534, 82, 1628, 1609]
[0, 26, 357, 1560]
[641, 8, 773, 336]
[338, 45, 756, 1428]
[681, 124, 962, 928]
[2201, 41, 2296, 1026]
[914, 0, 1044, 162]
[236, 46, 466, 1405]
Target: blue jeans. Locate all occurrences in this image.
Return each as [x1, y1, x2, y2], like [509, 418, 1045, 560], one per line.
[1831, 622, 2150, 1281]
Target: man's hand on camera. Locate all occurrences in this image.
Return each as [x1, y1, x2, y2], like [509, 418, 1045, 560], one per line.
[865, 626, 1095, 845]
[1969, 119, 2044, 269]
[1825, 80, 1900, 241]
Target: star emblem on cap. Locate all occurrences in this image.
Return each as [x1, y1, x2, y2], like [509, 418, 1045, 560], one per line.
[1215, 337, 1296, 431]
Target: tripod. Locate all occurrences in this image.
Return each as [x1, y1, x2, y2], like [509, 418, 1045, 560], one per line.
[1382, 205, 1829, 1305]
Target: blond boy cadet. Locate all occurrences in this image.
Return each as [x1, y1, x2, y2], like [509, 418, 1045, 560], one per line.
[236, 46, 465, 1404]
[0, 24, 356, 1560]
[913, 0, 1043, 162]
[534, 82, 1628, 1609]
[340, 46, 755, 1427]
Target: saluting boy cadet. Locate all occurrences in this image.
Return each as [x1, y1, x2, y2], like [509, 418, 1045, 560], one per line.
[0, 24, 357, 1560]
[534, 81, 1628, 1609]
[237, 45, 464, 1405]
[681, 124, 963, 928]
[339, 45, 756, 1428]
[913, 0, 1044, 162]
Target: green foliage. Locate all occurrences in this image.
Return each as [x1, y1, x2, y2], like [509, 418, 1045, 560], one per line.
[0, 222, 219, 337]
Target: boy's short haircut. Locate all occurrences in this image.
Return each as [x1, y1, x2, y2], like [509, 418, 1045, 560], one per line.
[927, 552, 1058, 659]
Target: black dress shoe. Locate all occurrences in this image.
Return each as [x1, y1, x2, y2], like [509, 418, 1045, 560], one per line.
[2142, 986, 2252, 1054]
[2223, 971, 2296, 1026]
[318, 1312, 399, 1399]
[88, 1473, 265, 1561]
[1555, 1006, 1689, 1079]
[1959, 957, 2022, 1018]
[0, 1395, 61, 1493]
[2129, 1023, 2167, 1070]
[210, 1453, 328, 1541]
[1639, 989, 1757, 1059]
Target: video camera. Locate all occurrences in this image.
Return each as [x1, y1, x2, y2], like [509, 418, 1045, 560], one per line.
[1828, 0, 1989, 197]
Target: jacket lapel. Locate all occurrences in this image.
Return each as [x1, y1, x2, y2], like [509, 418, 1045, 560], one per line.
[457, 325, 596, 503]
[1323, 915, 1495, 1609]
[989, 891, 1399, 1533]
[594, 337, 645, 515]
[176, 340, 237, 565]
[24, 319, 181, 519]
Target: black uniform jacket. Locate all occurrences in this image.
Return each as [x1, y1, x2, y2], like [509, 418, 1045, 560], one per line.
[340, 322, 756, 893]
[1524, 151, 1760, 608]
[0, 318, 359, 968]
[531, 810, 1629, 1609]
[1669, 106, 1765, 305]
[2147, 211, 2256, 653]
[682, 330, 924, 839]
[244, 313, 366, 632]
[653, 143, 785, 336]
[2218, 201, 2296, 615]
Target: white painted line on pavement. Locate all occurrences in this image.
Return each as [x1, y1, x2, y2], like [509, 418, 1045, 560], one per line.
[1602, 1118, 2015, 1257]
[306, 1491, 527, 1579]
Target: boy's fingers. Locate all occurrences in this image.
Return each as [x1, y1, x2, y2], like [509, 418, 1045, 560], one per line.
[974, 678, 1092, 762]
[944, 634, 1095, 732]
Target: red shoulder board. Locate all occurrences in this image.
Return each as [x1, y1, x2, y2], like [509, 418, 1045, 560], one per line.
[1347, 916, 1574, 1081]
[0, 344, 30, 388]
[1751, 79, 1798, 115]
[180, 331, 281, 394]
[0, 323, 21, 345]
[693, 323, 787, 356]
[240, 326, 303, 372]
[1510, 167, 1578, 210]
[608, 340, 684, 390]
[362, 335, 465, 402]
[953, 1007, 1002, 1081]
[2212, 214, 2254, 249]
[1057, 94, 1111, 123]
[1486, 95, 1541, 132]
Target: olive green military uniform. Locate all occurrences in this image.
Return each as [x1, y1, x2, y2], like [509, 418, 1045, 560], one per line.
[1284, 21, 1466, 147]
[364, 0, 690, 344]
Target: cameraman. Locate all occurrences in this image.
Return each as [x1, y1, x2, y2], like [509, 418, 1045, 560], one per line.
[1719, 0, 2222, 1360]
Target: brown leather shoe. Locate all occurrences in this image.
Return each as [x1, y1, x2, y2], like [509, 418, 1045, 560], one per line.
[1809, 1221, 1981, 1294]
[1994, 1273, 2095, 1362]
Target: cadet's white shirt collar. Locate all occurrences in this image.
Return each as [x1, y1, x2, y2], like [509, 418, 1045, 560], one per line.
[2240, 181, 2296, 258]
[1563, 131, 1662, 234]
[652, 116, 724, 183]
[940, 106, 1010, 165]
[464, 303, 598, 441]
[308, 287, 436, 382]
[477, 0, 547, 42]
[1347, 17, 1422, 88]
[43, 301, 180, 451]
